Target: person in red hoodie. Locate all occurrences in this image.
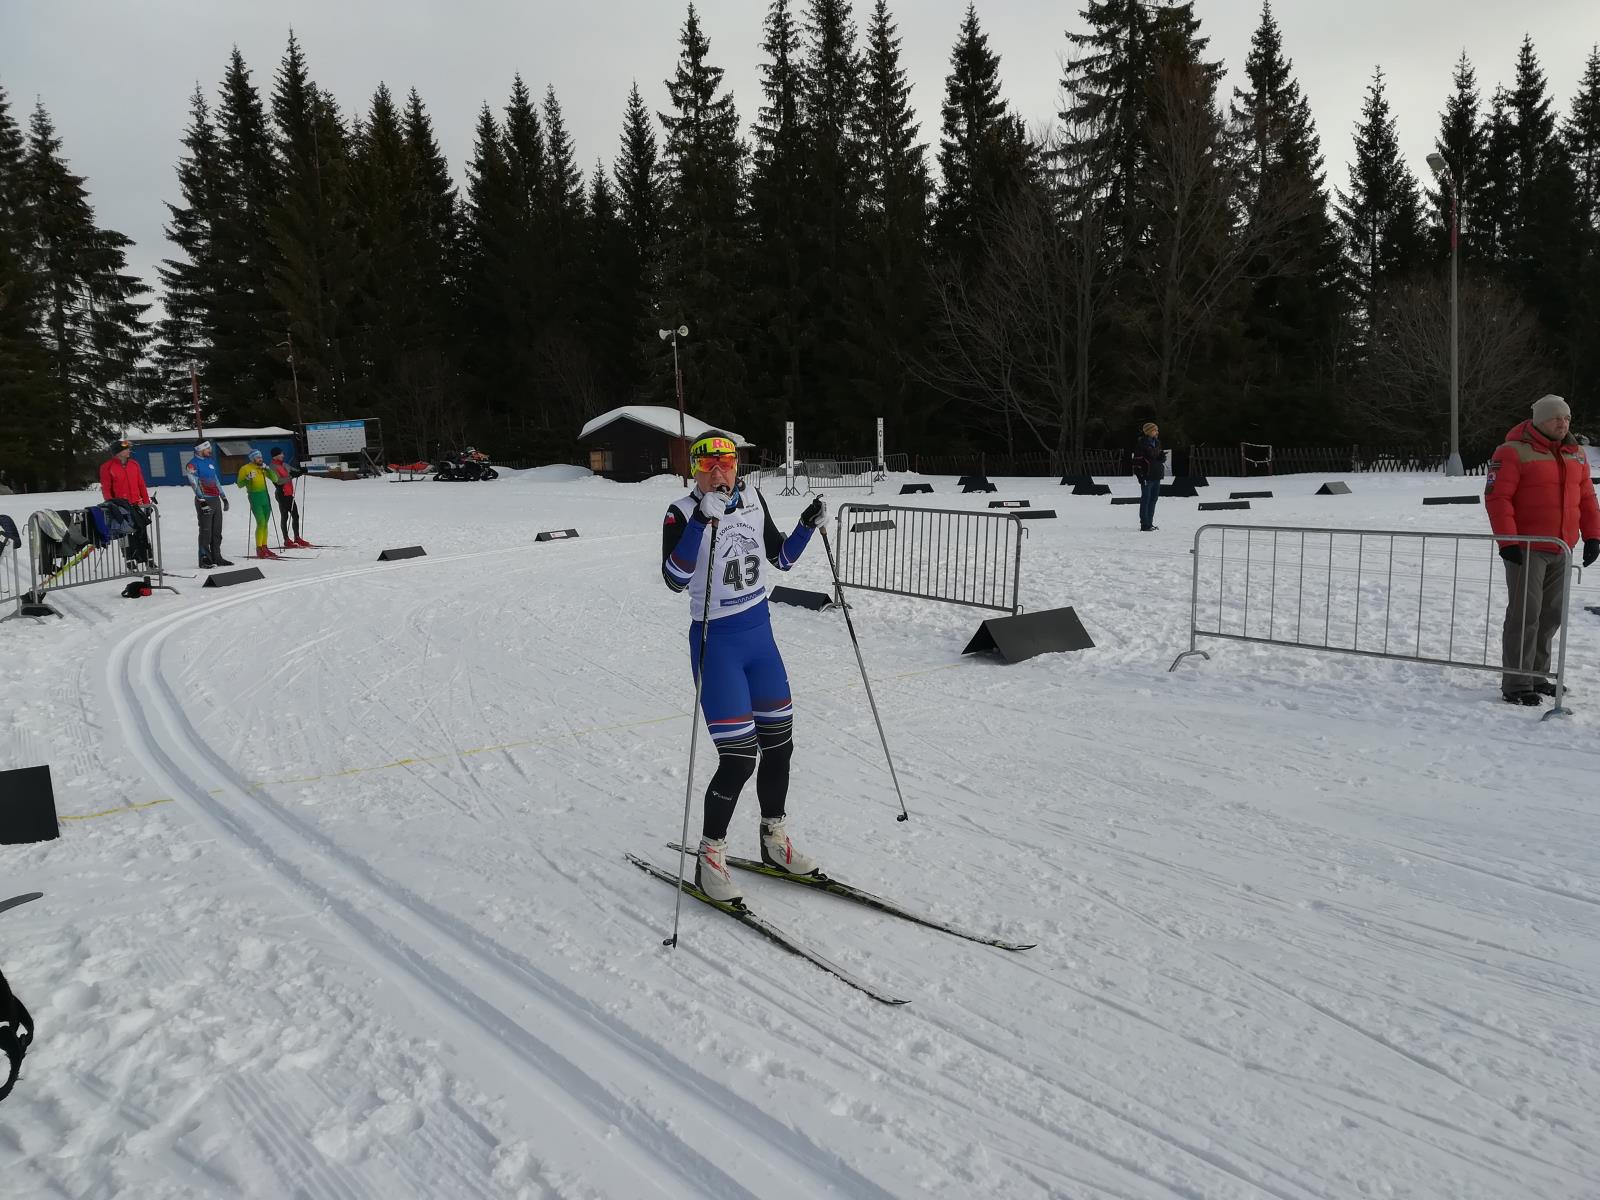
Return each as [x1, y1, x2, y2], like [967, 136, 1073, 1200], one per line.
[98, 439, 153, 565]
[1484, 394, 1600, 704]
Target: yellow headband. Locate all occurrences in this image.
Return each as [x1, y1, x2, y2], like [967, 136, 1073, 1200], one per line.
[690, 435, 737, 459]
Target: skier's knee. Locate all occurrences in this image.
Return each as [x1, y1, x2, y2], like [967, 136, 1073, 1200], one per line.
[711, 729, 759, 788]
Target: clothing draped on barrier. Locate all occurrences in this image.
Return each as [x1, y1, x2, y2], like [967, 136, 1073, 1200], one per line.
[10, 502, 171, 619]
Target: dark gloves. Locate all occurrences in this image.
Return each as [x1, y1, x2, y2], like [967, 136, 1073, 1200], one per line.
[222, 496, 230, 512]
[1583, 539, 1600, 568]
[800, 496, 828, 529]
[1499, 545, 1523, 567]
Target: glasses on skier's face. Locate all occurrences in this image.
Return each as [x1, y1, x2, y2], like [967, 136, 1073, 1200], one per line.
[695, 453, 738, 472]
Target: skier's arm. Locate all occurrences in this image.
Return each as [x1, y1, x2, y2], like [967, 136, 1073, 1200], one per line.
[661, 506, 708, 592]
[98, 459, 114, 500]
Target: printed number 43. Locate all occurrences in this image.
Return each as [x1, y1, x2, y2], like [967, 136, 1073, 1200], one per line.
[723, 554, 759, 589]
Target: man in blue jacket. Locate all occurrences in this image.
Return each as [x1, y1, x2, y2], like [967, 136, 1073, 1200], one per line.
[184, 441, 233, 568]
[1133, 422, 1164, 532]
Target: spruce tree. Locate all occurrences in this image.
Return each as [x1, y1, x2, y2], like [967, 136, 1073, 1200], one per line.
[1227, 0, 1346, 437]
[0, 84, 53, 486]
[459, 104, 517, 448]
[747, 0, 810, 423]
[1336, 68, 1426, 331]
[155, 86, 225, 427]
[1476, 87, 1517, 265]
[933, 3, 1025, 267]
[1504, 36, 1579, 363]
[1428, 53, 1484, 264]
[859, 0, 932, 444]
[586, 161, 644, 407]
[21, 103, 150, 473]
[1565, 48, 1600, 401]
[658, 4, 749, 428]
[797, 0, 871, 433]
[269, 35, 357, 421]
[347, 83, 411, 424]
[1060, 0, 1156, 268]
[399, 87, 459, 343]
[211, 47, 279, 422]
[614, 83, 663, 273]
[612, 82, 664, 393]
[1569, 47, 1600, 228]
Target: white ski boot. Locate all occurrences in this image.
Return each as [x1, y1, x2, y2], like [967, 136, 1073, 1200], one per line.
[759, 818, 818, 876]
[695, 837, 743, 904]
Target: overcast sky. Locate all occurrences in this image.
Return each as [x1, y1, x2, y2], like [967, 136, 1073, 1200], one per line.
[2, 0, 1597, 305]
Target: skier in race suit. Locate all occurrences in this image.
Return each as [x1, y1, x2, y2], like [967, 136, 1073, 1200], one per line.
[235, 450, 280, 559]
[660, 432, 829, 903]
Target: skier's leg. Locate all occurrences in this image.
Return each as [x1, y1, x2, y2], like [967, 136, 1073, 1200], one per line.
[691, 628, 756, 840]
[747, 627, 794, 821]
[747, 629, 815, 872]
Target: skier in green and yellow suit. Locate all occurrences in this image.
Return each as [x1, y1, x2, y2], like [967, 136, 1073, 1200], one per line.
[236, 450, 281, 559]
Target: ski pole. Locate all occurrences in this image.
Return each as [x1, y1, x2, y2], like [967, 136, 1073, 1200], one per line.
[818, 524, 911, 823]
[665, 515, 721, 948]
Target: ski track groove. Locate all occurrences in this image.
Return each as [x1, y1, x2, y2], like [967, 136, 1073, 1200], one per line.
[105, 555, 903, 1200]
[224, 1074, 371, 1200]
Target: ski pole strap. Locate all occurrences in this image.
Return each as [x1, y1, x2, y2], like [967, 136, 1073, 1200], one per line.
[0, 968, 33, 1102]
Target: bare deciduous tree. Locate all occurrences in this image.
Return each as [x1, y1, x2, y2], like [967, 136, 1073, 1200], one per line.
[1355, 275, 1556, 447]
[1135, 61, 1312, 421]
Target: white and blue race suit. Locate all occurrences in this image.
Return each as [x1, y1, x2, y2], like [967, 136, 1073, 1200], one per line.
[660, 484, 816, 839]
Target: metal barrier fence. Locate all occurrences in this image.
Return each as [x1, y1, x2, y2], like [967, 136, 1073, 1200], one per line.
[1170, 523, 1578, 717]
[20, 502, 172, 618]
[833, 502, 1025, 614]
[801, 458, 875, 493]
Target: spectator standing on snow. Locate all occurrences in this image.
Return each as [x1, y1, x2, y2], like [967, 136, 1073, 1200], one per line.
[99, 438, 153, 565]
[184, 440, 231, 569]
[1485, 394, 1600, 705]
[268, 448, 309, 547]
[1132, 422, 1164, 532]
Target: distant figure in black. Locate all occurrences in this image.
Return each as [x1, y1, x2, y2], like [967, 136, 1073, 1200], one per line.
[1133, 422, 1164, 532]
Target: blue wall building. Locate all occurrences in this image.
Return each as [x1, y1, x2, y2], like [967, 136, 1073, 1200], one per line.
[123, 427, 298, 487]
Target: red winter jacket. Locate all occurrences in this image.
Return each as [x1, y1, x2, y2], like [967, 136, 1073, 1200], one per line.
[99, 456, 150, 505]
[1484, 420, 1600, 551]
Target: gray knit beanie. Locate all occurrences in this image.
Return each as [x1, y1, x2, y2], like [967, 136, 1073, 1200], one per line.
[1530, 394, 1571, 424]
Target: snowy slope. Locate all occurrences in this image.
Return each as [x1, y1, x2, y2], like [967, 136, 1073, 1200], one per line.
[2, 470, 1597, 1200]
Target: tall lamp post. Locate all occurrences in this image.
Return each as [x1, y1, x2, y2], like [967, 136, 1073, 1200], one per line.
[659, 325, 690, 483]
[1425, 152, 1464, 477]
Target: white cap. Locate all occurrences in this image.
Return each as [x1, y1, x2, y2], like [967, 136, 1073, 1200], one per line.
[195, 440, 212, 453]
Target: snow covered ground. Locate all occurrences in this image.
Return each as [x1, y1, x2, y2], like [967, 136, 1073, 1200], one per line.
[2, 466, 1597, 1200]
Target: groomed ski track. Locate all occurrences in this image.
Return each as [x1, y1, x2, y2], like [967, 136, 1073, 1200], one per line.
[103, 541, 903, 1200]
[1, 469, 1591, 1199]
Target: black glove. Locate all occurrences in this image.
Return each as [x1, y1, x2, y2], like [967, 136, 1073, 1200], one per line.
[800, 496, 828, 529]
[222, 496, 230, 512]
[1583, 539, 1600, 568]
[1499, 545, 1523, 567]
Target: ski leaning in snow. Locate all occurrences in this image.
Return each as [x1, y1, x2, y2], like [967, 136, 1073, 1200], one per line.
[668, 844, 1035, 951]
[626, 854, 909, 1006]
[0, 893, 42, 918]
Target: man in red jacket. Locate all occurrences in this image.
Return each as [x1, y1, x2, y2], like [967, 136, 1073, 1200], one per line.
[98, 439, 153, 566]
[99, 439, 150, 505]
[1484, 394, 1600, 704]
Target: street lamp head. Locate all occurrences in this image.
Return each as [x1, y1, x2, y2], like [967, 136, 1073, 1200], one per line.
[677, 325, 689, 338]
[657, 329, 673, 341]
[1426, 153, 1448, 177]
